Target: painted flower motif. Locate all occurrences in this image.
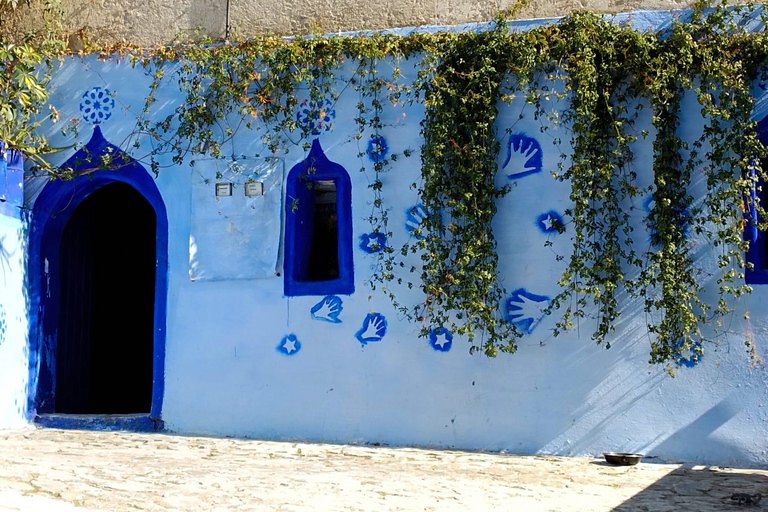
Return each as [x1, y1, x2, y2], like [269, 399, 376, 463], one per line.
[277, 334, 301, 356]
[0, 305, 6, 347]
[355, 313, 387, 346]
[359, 232, 387, 254]
[311, 295, 343, 323]
[506, 289, 550, 335]
[536, 211, 564, 234]
[296, 98, 336, 135]
[674, 340, 703, 368]
[367, 135, 389, 163]
[79, 87, 115, 125]
[428, 327, 453, 352]
[503, 133, 543, 180]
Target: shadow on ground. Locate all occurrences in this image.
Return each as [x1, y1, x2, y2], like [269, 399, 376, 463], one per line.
[613, 464, 768, 511]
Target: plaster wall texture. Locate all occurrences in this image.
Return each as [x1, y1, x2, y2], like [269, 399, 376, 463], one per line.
[41, 0, 698, 45]
[18, 10, 768, 467]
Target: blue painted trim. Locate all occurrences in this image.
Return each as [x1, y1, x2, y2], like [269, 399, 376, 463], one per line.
[27, 126, 168, 420]
[284, 138, 354, 296]
[747, 116, 768, 285]
[34, 413, 164, 432]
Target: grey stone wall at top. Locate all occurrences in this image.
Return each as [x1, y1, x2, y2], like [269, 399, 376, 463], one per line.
[57, 0, 697, 46]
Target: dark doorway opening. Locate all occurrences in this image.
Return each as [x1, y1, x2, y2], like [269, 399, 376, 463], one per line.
[55, 182, 156, 414]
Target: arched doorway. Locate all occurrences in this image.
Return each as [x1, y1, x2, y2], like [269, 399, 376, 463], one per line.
[56, 182, 155, 414]
[28, 127, 168, 427]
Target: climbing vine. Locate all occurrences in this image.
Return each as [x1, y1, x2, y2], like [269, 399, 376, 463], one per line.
[545, 15, 647, 348]
[10, 0, 768, 370]
[413, 25, 517, 356]
[0, 0, 64, 170]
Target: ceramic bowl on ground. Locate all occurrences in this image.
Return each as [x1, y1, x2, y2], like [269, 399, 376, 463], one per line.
[603, 452, 643, 466]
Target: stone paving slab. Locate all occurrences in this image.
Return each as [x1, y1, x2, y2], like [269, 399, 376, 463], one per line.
[0, 489, 106, 512]
[0, 428, 766, 511]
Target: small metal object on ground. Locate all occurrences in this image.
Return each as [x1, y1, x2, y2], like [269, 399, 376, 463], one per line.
[603, 452, 643, 466]
[731, 492, 762, 506]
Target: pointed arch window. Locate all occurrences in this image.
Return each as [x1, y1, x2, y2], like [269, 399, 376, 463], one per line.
[284, 139, 354, 296]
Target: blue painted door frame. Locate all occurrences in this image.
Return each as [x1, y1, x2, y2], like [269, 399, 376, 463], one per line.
[27, 126, 168, 422]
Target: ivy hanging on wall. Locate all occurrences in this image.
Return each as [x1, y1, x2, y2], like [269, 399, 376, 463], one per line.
[8, 0, 768, 371]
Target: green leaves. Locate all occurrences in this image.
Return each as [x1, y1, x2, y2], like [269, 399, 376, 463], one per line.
[8, 0, 765, 367]
[0, 39, 60, 169]
[415, 24, 517, 355]
[133, 3, 768, 368]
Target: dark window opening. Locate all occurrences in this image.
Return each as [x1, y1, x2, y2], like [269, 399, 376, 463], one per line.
[307, 180, 339, 281]
[284, 138, 353, 296]
[55, 182, 155, 414]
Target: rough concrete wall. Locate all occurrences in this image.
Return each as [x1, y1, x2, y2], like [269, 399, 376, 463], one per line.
[61, 0, 226, 45]
[52, 0, 699, 46]
[228, 0, 694, 39]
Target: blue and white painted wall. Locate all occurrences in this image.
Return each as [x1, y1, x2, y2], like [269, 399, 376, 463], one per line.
[0, 149, 30, 429]
[1, 9, 768, 467]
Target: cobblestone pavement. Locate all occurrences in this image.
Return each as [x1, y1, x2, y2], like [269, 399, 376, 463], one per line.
[0, 428, 767, 511]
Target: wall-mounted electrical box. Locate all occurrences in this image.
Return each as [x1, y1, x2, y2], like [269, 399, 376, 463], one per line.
[244, 181, 265, 197]
[215, 182, 233, 197]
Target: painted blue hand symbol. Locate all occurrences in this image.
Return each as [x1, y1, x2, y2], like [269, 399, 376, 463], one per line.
[506, 289, 550, 335]
[503, 133, 543, 180]
[355, 313, 387, 345]
[311, 295, 343, 323]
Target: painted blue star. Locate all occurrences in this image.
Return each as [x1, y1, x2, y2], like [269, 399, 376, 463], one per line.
[360, 232, 387, 254]
[428, 327, 453, 352]
[277, 334, 302, 356]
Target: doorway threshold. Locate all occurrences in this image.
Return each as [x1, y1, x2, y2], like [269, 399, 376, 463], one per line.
[34, 414, 164, 432]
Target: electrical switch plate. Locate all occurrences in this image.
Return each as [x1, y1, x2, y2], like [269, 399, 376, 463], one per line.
[245, 181, 265, 197]
[215, 182, 233, 197]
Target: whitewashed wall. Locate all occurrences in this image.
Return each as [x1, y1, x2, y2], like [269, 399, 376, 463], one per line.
[0, 160, 30, 429]
[19, 11, 768, 467]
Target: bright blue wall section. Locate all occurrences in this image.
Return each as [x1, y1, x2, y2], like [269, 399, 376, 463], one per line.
[27, 126, 168, 420]
[0, 149, 24, 219]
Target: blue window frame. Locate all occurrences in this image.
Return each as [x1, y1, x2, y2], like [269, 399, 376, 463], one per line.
[747, 115, 768, 284]
[284, 139, 354, 296]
